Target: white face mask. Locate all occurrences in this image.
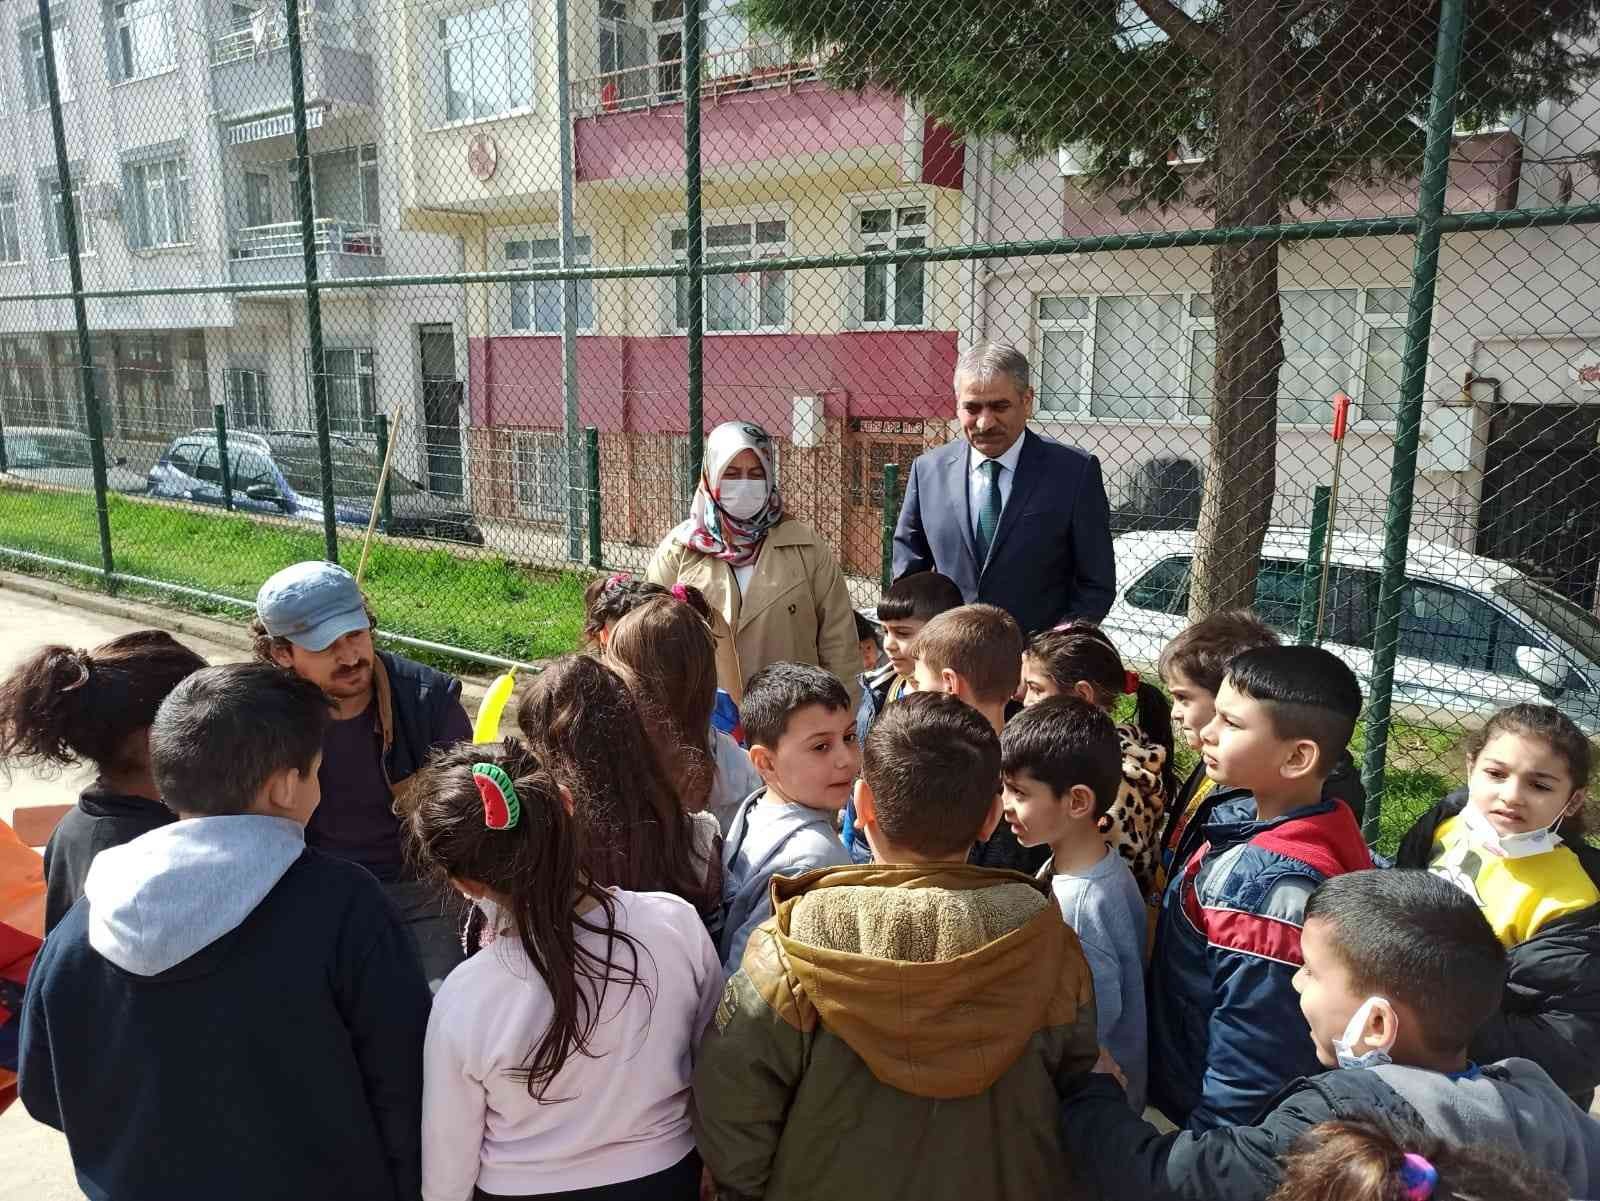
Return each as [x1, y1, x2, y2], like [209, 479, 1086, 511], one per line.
[718, 478, 769, 520]
[1333, 995, 1397, 1070]
[1460, 801, 1565, 860]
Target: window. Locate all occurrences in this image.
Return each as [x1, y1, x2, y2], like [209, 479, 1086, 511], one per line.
[1396, 579, 1541, 676]
[111, 0, 175, 81]
[848, 441, 907, 509]
[125, 156, 191, 248]
[41, 173, 93, 257]
[597, 0, 648, 108]
[244, 171, 273, 228]
[438, 0, 533, 122]
[312, 144, 380, 225]
[230, 448, 277, 491]
[0, 337, 48, 423]
[504, 235, 594, 332]
[0, 184, 22, 262]
[857, 204, 927, 328]
[1037, 288, 1409, 424]
[514, 431, 569, 523]
[113, 334, 174, 438]
[225, 367, 270, 429]
[315, 347, 376, 434]
[670, 217, 788, 333]
[27, 26, 73, 107]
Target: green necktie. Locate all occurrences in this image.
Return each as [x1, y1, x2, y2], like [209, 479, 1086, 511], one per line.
[976, 458, 1003, 564]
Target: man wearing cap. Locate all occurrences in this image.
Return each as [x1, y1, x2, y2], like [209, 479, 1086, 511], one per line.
[251, 561, 471, 988]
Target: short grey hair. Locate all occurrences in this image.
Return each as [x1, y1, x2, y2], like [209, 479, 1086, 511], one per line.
[954, 341, 1030, 394]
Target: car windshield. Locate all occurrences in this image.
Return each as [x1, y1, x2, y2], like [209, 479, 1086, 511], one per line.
[1494, 579, 1600, 664]
[270, 440, 418, 498]
[7, 433, 91, 468]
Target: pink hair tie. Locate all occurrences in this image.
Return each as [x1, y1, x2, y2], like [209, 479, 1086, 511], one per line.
[1123, 669, 1140, 696]
[670, 583, 689, 602]
[605, 572, 631, 589]
[1398, 1153, 1438, 1201]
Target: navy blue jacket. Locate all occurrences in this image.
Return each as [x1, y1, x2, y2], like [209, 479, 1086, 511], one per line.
[892, 430, 1116, 635]
[19, 849, 431, 1201]
[374, 649, 473, 793]
[42, 789, 174, 935]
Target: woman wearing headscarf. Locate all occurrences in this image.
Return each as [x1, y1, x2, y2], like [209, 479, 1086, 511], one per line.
[647, 421, 861, 706]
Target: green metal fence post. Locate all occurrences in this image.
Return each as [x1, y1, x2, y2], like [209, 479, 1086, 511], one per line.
[1359, 0, 1468, 844]
[213, 403, 234, 512]
[286, 0, 339, 564]
[373, 413, 393, 532]
[0, 403, 8, 474]
[683, 0, 704, 483]
[880, 463, 901, 592]
[1296, 485, 1332, 645]
[37, 0, 113, 591]
[586, 426, 602, 568]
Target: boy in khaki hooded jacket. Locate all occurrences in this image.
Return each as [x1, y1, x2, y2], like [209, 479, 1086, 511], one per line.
[693, 692, 1098, 1201]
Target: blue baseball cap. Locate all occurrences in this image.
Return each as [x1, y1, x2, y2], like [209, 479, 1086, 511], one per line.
[255, 561, 370, 652]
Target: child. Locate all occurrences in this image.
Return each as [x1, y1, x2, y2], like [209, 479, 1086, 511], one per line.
[910, 603, 1042, 873]
[404, 741, 722, 1201]
[855, 610, 883, 674]
[0, 631, 207, 932]
[605, 595, 761, 832]
[718, 661, 857, 974]
[695, 691, 1099, 1201]
[845, 569, 963, 863]
[516, 655, 722, 927]
[1002, 696, 1148, 1112]
[19, 663, 431, 1201]
[1396, 702, 1600, 1103]
[1061, 870, 1600, 1201]
[1021, 622, 1176, 899]
[1148, 645, 1373, 1131]
[583, 572, 744, 742]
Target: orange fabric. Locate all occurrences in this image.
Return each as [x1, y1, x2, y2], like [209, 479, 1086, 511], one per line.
[0, 819, 44, 946]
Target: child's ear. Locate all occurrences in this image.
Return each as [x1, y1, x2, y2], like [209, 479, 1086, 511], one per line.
[976, 787, 1004, 843]
[558, 783, 576, 816]
[1071, 680, 1098, 707]
[1565, 789, 1588, 818]
[748, 743, 777, 779]
[258, 767, 296, 815]
[853, 778, 877, 829]
[1066, 783, 1099, 821]
[940, 668, 964, 698]
[1281, 738, 1322, 782]
[450, 875, 490, 900]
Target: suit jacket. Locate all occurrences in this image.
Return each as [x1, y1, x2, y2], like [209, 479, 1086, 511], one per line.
[892, 430, 1116, 635]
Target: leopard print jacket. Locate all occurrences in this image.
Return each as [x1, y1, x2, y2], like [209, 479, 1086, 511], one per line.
[1095, 723, 1170, 901]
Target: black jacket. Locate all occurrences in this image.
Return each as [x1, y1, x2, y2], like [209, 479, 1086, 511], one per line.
[42, 788, 174, 935]
[1061, 1068, 1423, 1201]
[374, 649, 473, 795]
[20, 848, 430, 1201]
[1396, 791, 1600, 1100]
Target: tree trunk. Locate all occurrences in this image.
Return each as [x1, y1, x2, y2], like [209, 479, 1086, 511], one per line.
[1187, 0, 1286, 620]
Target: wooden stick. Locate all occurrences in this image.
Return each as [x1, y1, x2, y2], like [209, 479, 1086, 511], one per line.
[355, 414, 401, 586]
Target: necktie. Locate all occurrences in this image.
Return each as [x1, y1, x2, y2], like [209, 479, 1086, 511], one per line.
[976, 458, 1003, 565]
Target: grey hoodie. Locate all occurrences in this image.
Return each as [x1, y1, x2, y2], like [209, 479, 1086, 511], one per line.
[718, 788, 851, 973]
[1374, 1058, 1600, 1195]
[83, 814, 307, 977]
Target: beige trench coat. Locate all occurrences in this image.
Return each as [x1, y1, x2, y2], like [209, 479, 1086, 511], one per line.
[647, 518, 862, 708]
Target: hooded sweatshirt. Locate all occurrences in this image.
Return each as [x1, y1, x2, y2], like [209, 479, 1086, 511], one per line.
[717, 788, 851, 973]
[19, 815, 431, 1201]
[694, 863, 1099, 1201]
[42, 786, 175, 935]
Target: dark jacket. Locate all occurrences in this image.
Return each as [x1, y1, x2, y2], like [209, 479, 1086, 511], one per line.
[1396, 790, 1600, 1101]
[41, 788, 174, 935]
[372, 649, 473, 801]
[1149, 791, 1373, 1130]
[892, 430, 1116, 635]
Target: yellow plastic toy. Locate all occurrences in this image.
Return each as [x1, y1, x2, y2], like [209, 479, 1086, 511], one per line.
[473, 670, 517, 744]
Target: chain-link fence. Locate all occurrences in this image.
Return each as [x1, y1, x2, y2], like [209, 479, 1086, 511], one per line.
[1, 0, 1598, 847]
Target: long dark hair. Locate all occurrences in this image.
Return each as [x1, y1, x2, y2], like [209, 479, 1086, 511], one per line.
[401, 740, 652, 1102]
[581, 574, 715, 649]
[606, 596, 719, 812]
[0, 630, 207, 780]
[517, 655, 718, 913]
[1026, 622, 1177, 799]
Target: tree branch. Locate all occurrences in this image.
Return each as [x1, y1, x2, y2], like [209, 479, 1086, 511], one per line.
[1131, 0, 1228, 65]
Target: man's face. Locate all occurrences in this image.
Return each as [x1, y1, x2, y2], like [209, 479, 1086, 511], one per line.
[274, 627, 375, 702]
[756, 703, 861, 812]
[1293, 916, 1367, 1068]
[882, 618, 926, 679]
[1197, 679, 1295, 792]
[956, 373, 1032, 458]
[1166, 670, 1217, 752]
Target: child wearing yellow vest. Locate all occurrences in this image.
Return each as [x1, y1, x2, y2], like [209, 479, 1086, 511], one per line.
[1397, 702, 1600, 1103]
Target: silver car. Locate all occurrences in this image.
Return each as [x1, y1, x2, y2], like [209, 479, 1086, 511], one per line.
[2, 426, 150, 495]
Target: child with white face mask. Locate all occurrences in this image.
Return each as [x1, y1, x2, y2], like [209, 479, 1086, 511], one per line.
[1396, 703, 1600, 1103]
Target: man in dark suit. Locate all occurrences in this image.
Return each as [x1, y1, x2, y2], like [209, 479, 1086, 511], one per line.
[893, 342, 1116, 635]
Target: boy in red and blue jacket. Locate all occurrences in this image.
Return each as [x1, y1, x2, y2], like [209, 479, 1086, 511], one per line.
[1148, 646, 1372, 1131]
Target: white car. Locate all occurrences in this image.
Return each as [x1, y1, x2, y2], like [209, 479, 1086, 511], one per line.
[1102, 529, 1600, 732]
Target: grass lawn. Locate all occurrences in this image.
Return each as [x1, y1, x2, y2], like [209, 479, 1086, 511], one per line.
[0, 484, 589, 667]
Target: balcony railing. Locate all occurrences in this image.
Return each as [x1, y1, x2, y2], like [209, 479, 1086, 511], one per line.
[230, 218, 383, 260]
[571, 41, 819, 119]
[210, 11, 364, 67]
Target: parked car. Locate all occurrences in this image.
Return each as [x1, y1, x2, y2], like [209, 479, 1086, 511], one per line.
[147, 429, 485, 545]
[2, 426, 150, 495]
[1102, 528, 1600, 732]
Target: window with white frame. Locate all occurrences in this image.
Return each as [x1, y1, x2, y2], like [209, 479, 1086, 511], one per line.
[669, 217, 788, 333]
[0, 184, 22, 263]
[26, 26, 73, 107]
[125, 156, 191, 249]
[111, 0, 175, 81]
[40, 173, 92, 257]
[513, 430, 569, 523]
[1035, 287, 1409, 424]
[856, 203, 927, 328]
[437, 0, 533, 123]
[312, 347, 376, 434]
[504, 235, 595, 333]
[225, 367, 270, 429]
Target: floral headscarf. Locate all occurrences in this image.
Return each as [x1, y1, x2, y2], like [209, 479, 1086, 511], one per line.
[672, 421, 784, 567]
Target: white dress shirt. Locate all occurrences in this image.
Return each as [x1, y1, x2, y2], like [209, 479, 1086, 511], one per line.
[967, 434, 1025, 541]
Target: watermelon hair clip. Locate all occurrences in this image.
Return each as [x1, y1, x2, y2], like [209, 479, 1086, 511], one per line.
[471, 763, 521, 831]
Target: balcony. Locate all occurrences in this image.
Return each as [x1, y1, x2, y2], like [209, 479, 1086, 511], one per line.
[570, 40, 819, 118]
[210, 11, 374, 119]
[227, 218, 385, 288]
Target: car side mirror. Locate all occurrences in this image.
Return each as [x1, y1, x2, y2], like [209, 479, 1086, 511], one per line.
[244, 483, 283, 505]
[1515, 644, 1567, 692]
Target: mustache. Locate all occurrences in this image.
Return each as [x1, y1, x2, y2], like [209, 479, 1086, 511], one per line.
[331, 660, 372, 678]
